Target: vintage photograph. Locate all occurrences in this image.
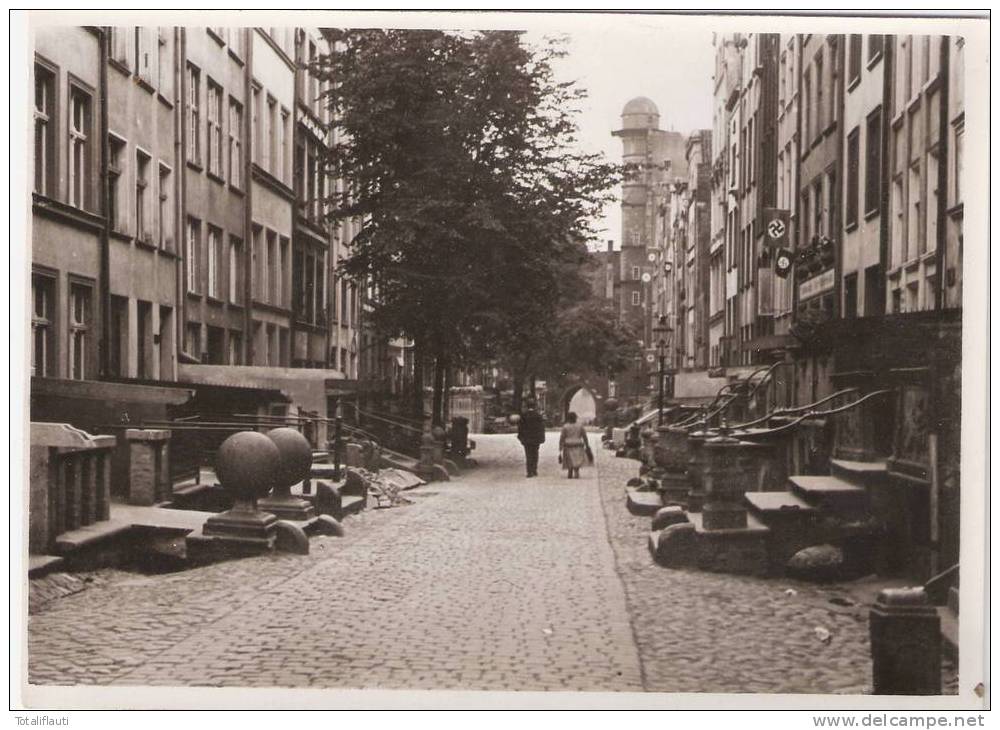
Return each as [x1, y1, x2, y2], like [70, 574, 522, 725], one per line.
[15, 10, 987, 709]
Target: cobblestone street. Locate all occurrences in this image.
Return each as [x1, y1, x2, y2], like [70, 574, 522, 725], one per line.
[28, 433, 875, 693]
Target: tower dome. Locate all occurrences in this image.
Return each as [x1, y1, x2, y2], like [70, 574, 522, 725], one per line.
[621, 97, 660, 130]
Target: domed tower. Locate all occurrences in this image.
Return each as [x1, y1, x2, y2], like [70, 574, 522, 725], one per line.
[612, 98, 689, 397]
[612, 97, 666, 354]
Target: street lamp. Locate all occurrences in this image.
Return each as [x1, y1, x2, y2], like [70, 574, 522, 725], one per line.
[653, 314, 673, 426]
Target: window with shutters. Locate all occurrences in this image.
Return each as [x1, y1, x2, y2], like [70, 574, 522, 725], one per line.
[846, 127, 860, 228]
[252, 225, 263, 301]
[110, 27, 134, 69]
[848, 35, 862, 88]
[158, 163, 172, 251]
[279, 236, 289, 308]
[187, 217, 201, 294]
[265, 230, 277, 304]
[31, 273, 55, 377]
[207, 225, 222, 299]
[279, 108, 290, 184]
[251, 84, 261, 165]
[228, 330, 243, 365]
[266, 96, 278, 174]
[229, 236, 243, 304]
[135, 27, 157, 87]
[186, 64, 201, 164]
[228, 97, 242, 188]
[157, 28, 172, 98]
[68, 86, 92, 210]
[135, 149, 151, 243]
[815, 51, 824, 137]
[33, 63, 55, 196]
[108, 134, 127, 232]
[68, 281, 93, 381]
[207, 80, 223, 177]
[868, 35, 884, 64]
[864, 106, 882, 217]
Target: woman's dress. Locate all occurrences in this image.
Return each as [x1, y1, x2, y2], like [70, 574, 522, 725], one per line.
[560, 423, 589, 470]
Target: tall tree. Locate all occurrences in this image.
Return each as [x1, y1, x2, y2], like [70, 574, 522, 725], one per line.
[317, 30, 618, 423]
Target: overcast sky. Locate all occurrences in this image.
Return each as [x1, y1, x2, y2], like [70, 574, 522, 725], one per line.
[525, 24, 715, 251]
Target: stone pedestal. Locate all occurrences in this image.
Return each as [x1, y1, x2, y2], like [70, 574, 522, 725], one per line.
[125, 429, 172, 506]
[701, 432, 750, 530]
[431, 426, 447, 465]
[202, 498, 278, 550]
[686, 430, 709, 512]
[345, 442, 364, 467]
[655, 425, 691, 505]
[870, 587, 941, 695]
[640, 426, 656, 471]
[258, 427, 316, 521]
[190, 431, 279, 556]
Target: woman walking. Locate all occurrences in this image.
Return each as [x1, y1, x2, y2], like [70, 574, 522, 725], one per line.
[558, 411, 592, 479]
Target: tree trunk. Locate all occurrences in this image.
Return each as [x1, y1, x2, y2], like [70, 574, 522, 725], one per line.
[443, 356, 452, 425]
[511, 372, 524, 413]
[432, 351, 446, 427]
[412, 337, 425, 420]
[528, 374, 537, 398]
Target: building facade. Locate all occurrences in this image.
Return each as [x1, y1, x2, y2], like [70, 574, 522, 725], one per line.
[31, 25, 369, 446]
[32, 27, 105, 383]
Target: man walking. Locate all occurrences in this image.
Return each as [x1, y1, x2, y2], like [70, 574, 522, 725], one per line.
[516, 399, 546, 478]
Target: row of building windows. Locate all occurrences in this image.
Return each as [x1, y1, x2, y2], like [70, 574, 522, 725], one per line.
[110, 27, 173, 98]
[31, 273, 100, 381]
[33, 62, 95, 211]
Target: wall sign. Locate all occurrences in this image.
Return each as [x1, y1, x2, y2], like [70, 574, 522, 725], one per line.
[798, 268, 835, 301]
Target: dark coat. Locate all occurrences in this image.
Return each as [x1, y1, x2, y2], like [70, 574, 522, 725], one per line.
[517, 409, 546, 445]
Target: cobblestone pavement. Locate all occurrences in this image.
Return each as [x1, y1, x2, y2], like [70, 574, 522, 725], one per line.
[27, 434, 951, 695]
[28, 434, 642, 692]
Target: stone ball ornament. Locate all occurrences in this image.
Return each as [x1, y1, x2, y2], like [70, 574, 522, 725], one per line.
[266, 427, 314, 490]
[215, 431, 281, 501]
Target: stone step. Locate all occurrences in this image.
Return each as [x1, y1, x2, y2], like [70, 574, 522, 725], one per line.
[938, 606, 959, 661]
[626, 488, 663, 516]
[27, 554, 65, 577]
[829, 458, 888, 488]
[744, 491, 818, 521]
[53, 520, 135, 555]
[340, 494, 366, 517]
[789, 474, 868, 513]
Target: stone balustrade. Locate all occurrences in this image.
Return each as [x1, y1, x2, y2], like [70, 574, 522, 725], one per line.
[29, 422, 116, 554]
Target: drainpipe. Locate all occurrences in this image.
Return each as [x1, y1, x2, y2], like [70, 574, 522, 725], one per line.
[792, 34, 804, 402]
[175, 26, 186, 377]
[833, 35, 845, 322]
[291, 30, 301, 366]
[243, 28, 255, 365]
[934, 37, 950, 311]
[878, 36, 893, 316]
[98, 27, 110, 379]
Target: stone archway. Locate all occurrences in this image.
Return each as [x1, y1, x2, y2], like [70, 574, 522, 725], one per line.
[564, 386, 598, 425]
[555, 375, 608, 426]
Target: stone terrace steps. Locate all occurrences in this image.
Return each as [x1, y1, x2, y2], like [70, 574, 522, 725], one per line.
[789, 474, 868, 513]
[340, 494, 366, 517]
[626, 488, 663, 516]
[744, 490, 818, 519]
[830, 457, 889, 486]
